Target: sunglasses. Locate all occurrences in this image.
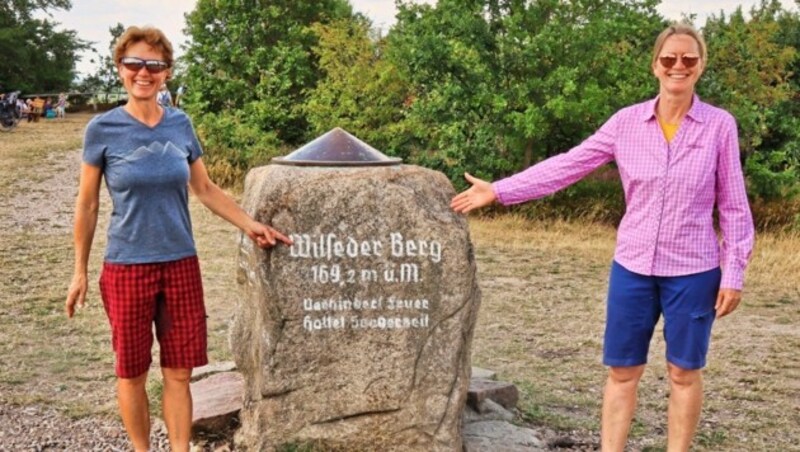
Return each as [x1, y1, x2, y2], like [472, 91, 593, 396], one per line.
[658, 54, 700, 69]
[120, 57, 170, 74]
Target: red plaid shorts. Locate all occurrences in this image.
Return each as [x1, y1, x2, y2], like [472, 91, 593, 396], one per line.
[99, 255, 208, 378]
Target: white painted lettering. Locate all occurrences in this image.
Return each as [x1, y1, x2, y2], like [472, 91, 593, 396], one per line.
[405, 239, 417, 257]
[346, 237, 359, 257]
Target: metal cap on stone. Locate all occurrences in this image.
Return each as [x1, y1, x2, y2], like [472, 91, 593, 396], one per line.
[272, 127, 402, 167]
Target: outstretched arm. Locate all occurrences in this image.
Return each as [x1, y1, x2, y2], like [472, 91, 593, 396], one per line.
[188, 157, 292, 248]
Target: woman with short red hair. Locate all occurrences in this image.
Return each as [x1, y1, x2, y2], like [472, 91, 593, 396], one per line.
[65, 26, 292, 451]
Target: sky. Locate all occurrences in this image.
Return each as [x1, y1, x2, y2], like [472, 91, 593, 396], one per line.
[44, 0, 798, 79]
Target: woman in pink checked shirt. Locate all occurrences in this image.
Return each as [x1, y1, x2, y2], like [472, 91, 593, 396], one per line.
[451, 23, 754, 452]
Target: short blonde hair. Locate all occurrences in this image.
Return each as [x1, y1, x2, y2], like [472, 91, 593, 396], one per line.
[113, 26, 174, 68]
[652, 23, 707, 66]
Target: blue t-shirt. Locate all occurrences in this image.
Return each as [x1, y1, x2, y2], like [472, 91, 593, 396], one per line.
[83, 107, 203, 264]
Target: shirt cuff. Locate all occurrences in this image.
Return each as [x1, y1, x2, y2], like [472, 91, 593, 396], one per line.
[491, 181, 509, 205]
[720, 267, 744, 291]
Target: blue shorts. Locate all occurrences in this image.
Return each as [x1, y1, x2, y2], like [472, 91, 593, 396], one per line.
[603, 261, 721, 370]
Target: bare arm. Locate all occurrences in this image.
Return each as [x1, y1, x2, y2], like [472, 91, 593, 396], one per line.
[65, 163, 102, 318]
[188, 157, 292, 247]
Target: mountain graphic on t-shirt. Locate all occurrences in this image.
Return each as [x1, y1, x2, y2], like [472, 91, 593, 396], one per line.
[120, 141, 189, 164]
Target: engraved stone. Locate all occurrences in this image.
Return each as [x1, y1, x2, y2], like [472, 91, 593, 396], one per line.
[231, 138, 481, 451]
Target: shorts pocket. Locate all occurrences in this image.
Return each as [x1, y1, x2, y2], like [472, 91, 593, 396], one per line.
[691, 309, 714, 321]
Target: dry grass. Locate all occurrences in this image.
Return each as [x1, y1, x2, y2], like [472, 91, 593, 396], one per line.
[0, 115, 241, 419]
[468, 216, 800, 451]
[0, 115, 798, 451]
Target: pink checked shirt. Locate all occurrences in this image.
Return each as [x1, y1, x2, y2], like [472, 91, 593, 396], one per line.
[493, 96, 754, 290]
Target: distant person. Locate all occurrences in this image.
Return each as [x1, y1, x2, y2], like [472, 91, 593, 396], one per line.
[56, 92, 67, 119]
[25, 99, 34, 122]
[451, 23, 754, 451]
[64, 25, 292, 452]
[157, 83, 172, 108]
[174, 84, 185, 108]
[16, 97, 27, 116]
[28, 97, 42, 122]
[44, 97, 55, 119]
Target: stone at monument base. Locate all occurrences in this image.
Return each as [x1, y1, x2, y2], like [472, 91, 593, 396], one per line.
[188, 366, 550, 450]
[462, 420, 548, 452]
[232, 164, 481, 451]
[190, 372, 243, 435]
[467, 378, 520, 413]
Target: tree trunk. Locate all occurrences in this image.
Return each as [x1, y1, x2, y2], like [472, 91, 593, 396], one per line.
[522, 138, 534, 169]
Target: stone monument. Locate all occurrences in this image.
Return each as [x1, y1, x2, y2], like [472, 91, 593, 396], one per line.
[231, 128, 481, 451]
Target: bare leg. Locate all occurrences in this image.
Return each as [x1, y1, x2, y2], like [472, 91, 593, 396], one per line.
[162, 367, 193, 452]
[118, 372, 151, 452]
[601, 365, 645, 452]
[667, 363, 703, 452]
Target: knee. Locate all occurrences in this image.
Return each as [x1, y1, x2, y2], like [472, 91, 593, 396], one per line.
[117, 372, 148, 392]
[608, 365, 645, 386]
[162, 367, 192, 387]
[667, 364, 702, 388]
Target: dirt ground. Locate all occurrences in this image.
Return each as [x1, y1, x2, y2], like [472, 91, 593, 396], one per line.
[0, 114, 798, 451]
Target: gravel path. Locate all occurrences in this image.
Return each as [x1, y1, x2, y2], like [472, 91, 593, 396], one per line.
[0, 403, 173, 451]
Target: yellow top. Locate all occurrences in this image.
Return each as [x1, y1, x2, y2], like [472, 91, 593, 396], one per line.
[658, 117, 680, 143]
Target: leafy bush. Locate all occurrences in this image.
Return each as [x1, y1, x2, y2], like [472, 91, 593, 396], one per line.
[194, 111, 288, 189]
[745, 149, 800, 202]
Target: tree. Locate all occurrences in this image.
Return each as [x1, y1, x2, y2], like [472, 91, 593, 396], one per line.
[386, 0, 664, 185]
[304, 15, 411, 155]
[757, 1, 800, 201]
[74, 23, 126, 99]
[0, 0, 87, 93]
[702, 1, 798, 201]
[486, 0, 663, 166]
[179, 0, 355, 186]
[386, 0, 512, 182]
[182, 0, 353, 145]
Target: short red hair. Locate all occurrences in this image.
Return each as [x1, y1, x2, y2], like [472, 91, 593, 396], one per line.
[113, 26, 174, 67]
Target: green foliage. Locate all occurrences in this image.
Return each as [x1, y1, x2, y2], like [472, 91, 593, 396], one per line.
[304, 16, 411, 157]
[182, 0, 353, 145]
[194, 109, 287, 189]
[74, 23, 125, 94]
[702, 4, 794, 154]
[385, 0, 665, 187]
[179, 0, 800, 229]
[0, 0, 87, 93]
[745, 149, 799, 201]
[701, 2, 799, 202]
[386, 0, 507, 183]
[181, 0, 355, 186]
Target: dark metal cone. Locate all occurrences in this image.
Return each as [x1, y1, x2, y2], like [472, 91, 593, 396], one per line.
[272, 127, 402, 167]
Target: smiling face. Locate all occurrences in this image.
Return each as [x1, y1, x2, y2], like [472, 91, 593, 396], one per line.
[652, 34, 704, 96]
[118, 41, 170, 103]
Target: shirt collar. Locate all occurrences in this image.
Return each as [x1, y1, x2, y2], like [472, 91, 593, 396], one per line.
[641, 94, 706, 124]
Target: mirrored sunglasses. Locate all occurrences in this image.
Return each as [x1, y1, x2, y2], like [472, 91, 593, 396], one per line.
[120, 57, 170, 74]
[658, 54, 700, 69]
